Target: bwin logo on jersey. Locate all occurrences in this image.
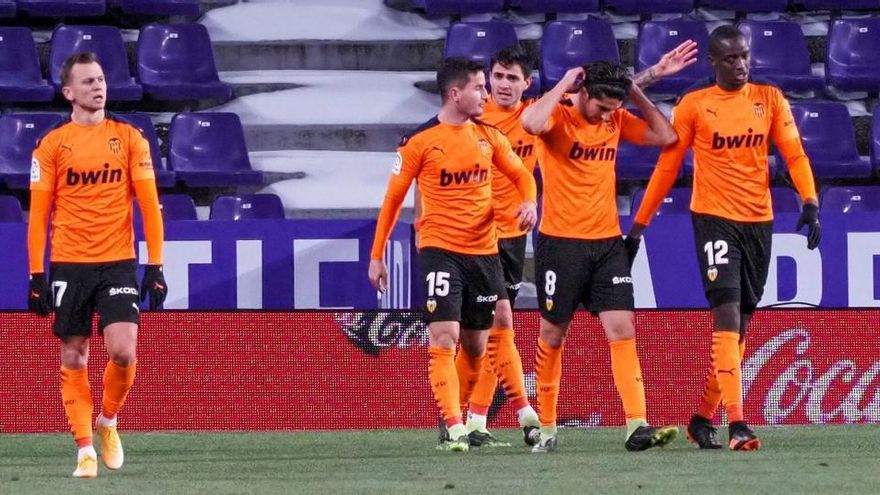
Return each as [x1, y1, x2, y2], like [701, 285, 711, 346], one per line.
[109, 287, 138, 296]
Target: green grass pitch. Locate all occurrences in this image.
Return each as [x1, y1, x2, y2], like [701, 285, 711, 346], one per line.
[2, 426, 878, 494]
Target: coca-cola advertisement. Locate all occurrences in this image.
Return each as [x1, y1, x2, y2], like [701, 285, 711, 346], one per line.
[2, 310, 878, 432]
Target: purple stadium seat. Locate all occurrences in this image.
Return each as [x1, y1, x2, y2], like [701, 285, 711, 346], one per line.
[116, 113, 176, 188]
[445, 22, 518, 64]
[699, 0, 787, 11]
[49, 25, 143, 102]
[792, 1, 878, 10]
[0, 196, 22, 222]
[210, 194, 285, 221]
[0, 1, 15, 17]
[0, 28, 54, 102]
[606, 0, 694, 15]
[160, 194, 198, 220]
[411, 0, 505, 16]
[871, 107, 880, 174]
[137, 23, 232, 102]
[631, 187, 692, 216]
[826, 18, 880, 93]
[738, 21, 824, 94]
[616, 141, 662, 180]
[784, 102, 871, 178]
[822, 186, 880, 213]
[16, 0, 106, 17]
[0, 113, 64, 189]
[108, 0, 200, 16]
[509, 0, 600, 13]
[770, 187, 802, 213]
[168, 113, 263, 187]
[541, 19, 618, 90]
[637, 20, 711, 95]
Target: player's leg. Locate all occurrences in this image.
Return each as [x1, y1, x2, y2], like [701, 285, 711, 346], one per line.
[52, 263, 99, 478]
[94, 261, 141, 469]
[421, 249, 469, 451]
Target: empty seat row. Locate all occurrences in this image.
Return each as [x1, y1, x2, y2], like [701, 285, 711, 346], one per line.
[445, 17, 880, 94]
[0, 23, 231, 103]
[0, 0, 199, 18]
[0, 112, 261, 189]
[415, 0, 879, 16]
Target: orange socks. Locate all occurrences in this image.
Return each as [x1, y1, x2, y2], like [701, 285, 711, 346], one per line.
[454, 347, 484, 408]
[468, 356, 498, 417]
[697, 338, 746, 420]
[102, 361, 137, 419]
[712, 331, 744, 424]
[429, 346, 462, 426]
[487, 327, 530, 410]
[608, 338, 647, 421]
[534, 338, 563, 427]
[60, 367, 93, 445]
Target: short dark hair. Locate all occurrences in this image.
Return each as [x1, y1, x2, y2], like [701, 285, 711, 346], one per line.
[490, 45, 533, 79]
[582, 61, 631, 101]
[60, 52, 101, 87]
[437, 57, 485, 102]
[709, 24, 745, 55]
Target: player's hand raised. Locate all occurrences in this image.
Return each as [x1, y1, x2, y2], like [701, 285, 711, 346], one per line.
[27, 273, 52, 316]
[516, 201, 538, 231]
[796, 203, 821, 250]
[559, 67, 586, 93]
[652, 40, 699, 79]
[369, 259, 389, 293]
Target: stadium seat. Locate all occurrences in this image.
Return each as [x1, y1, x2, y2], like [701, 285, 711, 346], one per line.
[411, 0, 505, 16]
[821, 186, 880, 213]
[616, 141, 662, 180]
[826, 18, 880, 93]
[0, 196, 22, 222]
[49, 25, 143, 102]
[605, 0, 694, 15]
[210, 194, 285, 221]
[445, 22, 518, 65]
[541, 18, 618, 90]
[698, 0, 787, 12]
[508, 0, 600, 13]
[0, 1, 15, 17]
[738, 20, 824, 94]
[16, 0, 106, 16]
[159, 194, 198, 220]
[0, 28, 54, 102]
[108, 0, 200, 16]
[770, 187, 802, 213]
[786, 102, 871, 178]
[0, 113, 64, 189]
[636, 20, 712, 95]
[631, 187, 692, 216]
[792, 1, 878, 11]
[871, 107, 880, 174]
[116, 113, 176, 188]
[168, 112, 263, 187]
[137, 23, 232, 102]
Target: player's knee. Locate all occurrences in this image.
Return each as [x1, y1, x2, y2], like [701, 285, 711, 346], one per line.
[108, 349, 136, 367]
[59, 340, 89, 369]
[459, 338, 486, 358]
[493, 299, 514, 328]
[711, 301, 741, 331]
[539, 319, 568, 348]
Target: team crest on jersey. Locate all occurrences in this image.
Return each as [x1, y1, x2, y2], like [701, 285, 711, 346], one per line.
[545, 296, 554, 312]
[108, 137, 121, 154]
[426, 297, 437, 313]
[753, 103, 765, 118]
[604, 120, 617, 133]
[476, 138, 491, 157]
[707, 266, 718, 282]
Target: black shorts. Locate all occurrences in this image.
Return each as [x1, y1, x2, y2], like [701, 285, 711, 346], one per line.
[692, 213, 773, 312]
[419, 247, 507, 330]
[498, 235, 527, 305]
[49, 260, 141, 338]
[535, 234, 634, 324]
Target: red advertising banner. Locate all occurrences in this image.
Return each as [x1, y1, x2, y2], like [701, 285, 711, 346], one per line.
[1, 310, 878, 433]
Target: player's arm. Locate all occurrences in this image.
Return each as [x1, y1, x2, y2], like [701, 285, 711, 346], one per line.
[521, 67, 584, 135]
[627, 83, 677, 147]
[631, 40, 699, 90]
[130, 129, 168, 309]
[771, 92, 820, 249]
[493, 132, 538, 229]
[369, 144, 421, 292]
[27, 137, 57, 315]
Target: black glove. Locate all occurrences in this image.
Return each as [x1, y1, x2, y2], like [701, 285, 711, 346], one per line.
[28, 273, 52, 316]
[795, 203, 821, 250]
[140, 265, 168, 310]
[624, 236, 641, 268]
